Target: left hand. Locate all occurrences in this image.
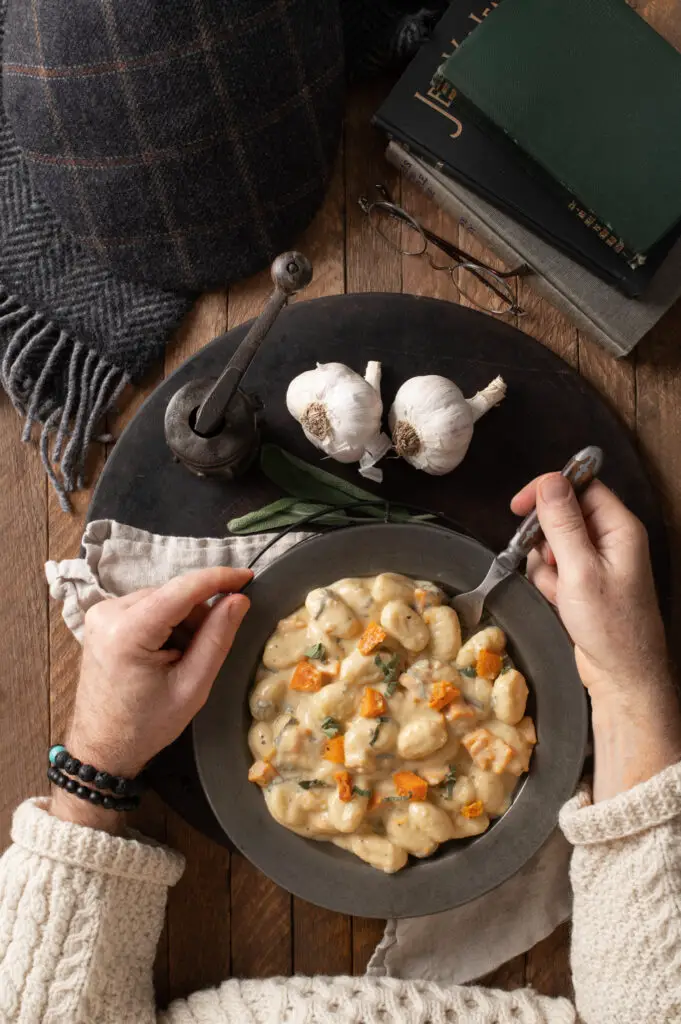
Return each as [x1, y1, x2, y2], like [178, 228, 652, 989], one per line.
[54, 568, 251, 816]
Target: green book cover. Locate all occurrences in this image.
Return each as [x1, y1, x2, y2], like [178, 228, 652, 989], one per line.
[439, 0, 681, 255]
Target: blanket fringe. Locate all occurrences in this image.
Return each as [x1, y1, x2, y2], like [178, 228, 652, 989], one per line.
[0, 288, 129, 512]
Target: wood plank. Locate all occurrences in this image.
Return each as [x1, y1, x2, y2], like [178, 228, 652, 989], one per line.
[294, 898, 352, 977]
[345, 80, 402, 295]
[230, 854, 292, 978]
[578, 335, 636, 433]
[352, 918, 386, 976]
[165, 807, 230, 999]
[0, 409, 49, 847]
[525, 922, 573, 1000]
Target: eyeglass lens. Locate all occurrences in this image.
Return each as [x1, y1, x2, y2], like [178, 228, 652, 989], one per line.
[454, 263, 518, 316]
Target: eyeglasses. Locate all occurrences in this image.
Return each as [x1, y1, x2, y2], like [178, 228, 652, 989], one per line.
[359, 185, 530, 317]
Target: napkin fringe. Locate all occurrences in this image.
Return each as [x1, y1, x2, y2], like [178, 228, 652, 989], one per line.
[0, 287, 128, 512]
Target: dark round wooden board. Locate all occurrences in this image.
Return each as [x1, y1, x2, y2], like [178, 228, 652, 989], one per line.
[88, 293, 668, 844]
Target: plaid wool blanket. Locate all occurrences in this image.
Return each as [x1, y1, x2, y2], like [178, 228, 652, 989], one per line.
[0, 0, 443, 509]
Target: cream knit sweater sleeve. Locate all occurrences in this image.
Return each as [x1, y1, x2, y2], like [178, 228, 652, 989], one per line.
[559, 760, 681, 1024]
[1, 763, 680, 1024]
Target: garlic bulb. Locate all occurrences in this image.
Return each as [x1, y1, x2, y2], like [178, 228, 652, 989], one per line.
[389, 375, 506, 476]
[286, 361, 391, 482]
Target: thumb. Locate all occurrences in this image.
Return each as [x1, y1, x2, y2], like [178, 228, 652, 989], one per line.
[176, 593, 250, 702]
[535, 474, 595, 573]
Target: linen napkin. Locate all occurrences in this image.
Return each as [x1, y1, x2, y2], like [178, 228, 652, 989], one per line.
[45, 519, 572, 984]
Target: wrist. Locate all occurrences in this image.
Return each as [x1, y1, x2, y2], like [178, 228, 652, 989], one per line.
[65, 729, 148, 780]
[49, 786, 126, 835]
[590, 682, 681, 802]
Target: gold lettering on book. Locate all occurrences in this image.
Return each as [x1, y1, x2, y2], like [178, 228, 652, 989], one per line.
[427, 80, 457, 108]
[414, 92, 463, 138]
[469, 3, 498, 24]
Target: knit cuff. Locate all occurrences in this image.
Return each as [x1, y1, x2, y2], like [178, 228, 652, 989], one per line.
[560, 759, 681, 846]
[12, 798, 185, 886]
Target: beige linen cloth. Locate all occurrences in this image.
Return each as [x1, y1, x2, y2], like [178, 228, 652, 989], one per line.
[45, 519, 573, 985]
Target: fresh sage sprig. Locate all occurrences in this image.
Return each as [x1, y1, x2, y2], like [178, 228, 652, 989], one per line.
[227, 445, 434, 535]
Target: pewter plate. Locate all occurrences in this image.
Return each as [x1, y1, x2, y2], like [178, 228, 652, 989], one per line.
[194, 522, 588, 919]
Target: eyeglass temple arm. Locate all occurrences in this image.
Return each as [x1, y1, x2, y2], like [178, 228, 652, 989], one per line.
[374, 184, 530, 281]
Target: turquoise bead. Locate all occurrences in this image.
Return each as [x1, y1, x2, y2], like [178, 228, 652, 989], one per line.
[48, 744, 66, 766]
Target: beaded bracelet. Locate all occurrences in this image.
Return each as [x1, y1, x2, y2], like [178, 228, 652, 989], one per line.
[47, 766, 139, 811]
[48, 745, 145, 799]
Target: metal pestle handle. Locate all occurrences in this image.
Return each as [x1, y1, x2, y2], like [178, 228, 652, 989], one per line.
[193, 252, 312, 437]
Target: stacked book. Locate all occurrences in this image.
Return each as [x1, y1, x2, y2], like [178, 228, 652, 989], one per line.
[374, 0, 681, 357]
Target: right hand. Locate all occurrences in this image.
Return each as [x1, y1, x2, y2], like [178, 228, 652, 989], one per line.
[511, 474, 669, 700]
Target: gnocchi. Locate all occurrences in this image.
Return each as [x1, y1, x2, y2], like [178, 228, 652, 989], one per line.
[248, 574, 535, 872]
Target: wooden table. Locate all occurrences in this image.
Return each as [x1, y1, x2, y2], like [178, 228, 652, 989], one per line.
[2, 1, 680, 1006]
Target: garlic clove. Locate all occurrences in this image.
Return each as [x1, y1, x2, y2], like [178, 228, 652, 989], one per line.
[389, 374, 506, 476]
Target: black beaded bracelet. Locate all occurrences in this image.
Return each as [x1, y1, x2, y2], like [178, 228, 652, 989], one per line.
[47, 766, 139, 811]
[48, 745, 146, 799]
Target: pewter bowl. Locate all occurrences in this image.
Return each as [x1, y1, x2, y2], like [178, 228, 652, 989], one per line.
[194, 522, 587, 918]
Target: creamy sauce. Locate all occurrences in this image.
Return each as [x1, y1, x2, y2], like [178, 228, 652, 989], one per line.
[247, 573, 536, 873]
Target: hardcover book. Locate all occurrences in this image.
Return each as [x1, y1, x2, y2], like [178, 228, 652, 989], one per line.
[438, 0, 681, 258]
[373, 1, 675, 298]
[387, 141, 681, 359]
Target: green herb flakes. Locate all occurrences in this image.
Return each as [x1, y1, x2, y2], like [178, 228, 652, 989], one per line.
[374, 652, 400, 696]
[382, 794, 411, 803]
[321, 716, 342, 738]
[298, 779, 327, 790]
[459, 666, 477, 678]
[353, 786, 372, 798]
[304, 642, 326, 661]
[369, 716, 391, 747]
[501, 654, 513, 672]
[442, 765, 457, 800]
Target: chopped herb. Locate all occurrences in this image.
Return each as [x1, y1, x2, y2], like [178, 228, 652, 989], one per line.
[369, 716, 391, 747]
[298, 779, 328, 790]
[304, 642, 326, 661]
[501, 654, 513, 672]
[442, 765, 457, 800]
[353, 786, 372, 797]
[374, 652, 401, 696]
[382, 794, 411, 802]
[321, 716, 342, 738]
[459, 666, 477, 678]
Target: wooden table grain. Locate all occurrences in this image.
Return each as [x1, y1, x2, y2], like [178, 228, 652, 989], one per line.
[2, 2, 681, 1006]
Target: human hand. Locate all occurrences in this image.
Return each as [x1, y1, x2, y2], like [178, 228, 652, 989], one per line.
[61, 567, 251, 782]
[512, 474, 681, 800]
[511, 474, 668, 699]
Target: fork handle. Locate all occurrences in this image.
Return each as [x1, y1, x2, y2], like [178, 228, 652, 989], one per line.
[499, 446, 604, 572]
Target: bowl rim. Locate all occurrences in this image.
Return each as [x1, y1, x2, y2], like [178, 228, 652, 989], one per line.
[194, 521, 588, 918]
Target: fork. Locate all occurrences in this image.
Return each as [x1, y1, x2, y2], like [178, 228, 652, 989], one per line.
[451, 445, 604, 632]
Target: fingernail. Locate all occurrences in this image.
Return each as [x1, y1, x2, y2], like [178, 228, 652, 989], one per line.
[539, 475, 570, 505]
